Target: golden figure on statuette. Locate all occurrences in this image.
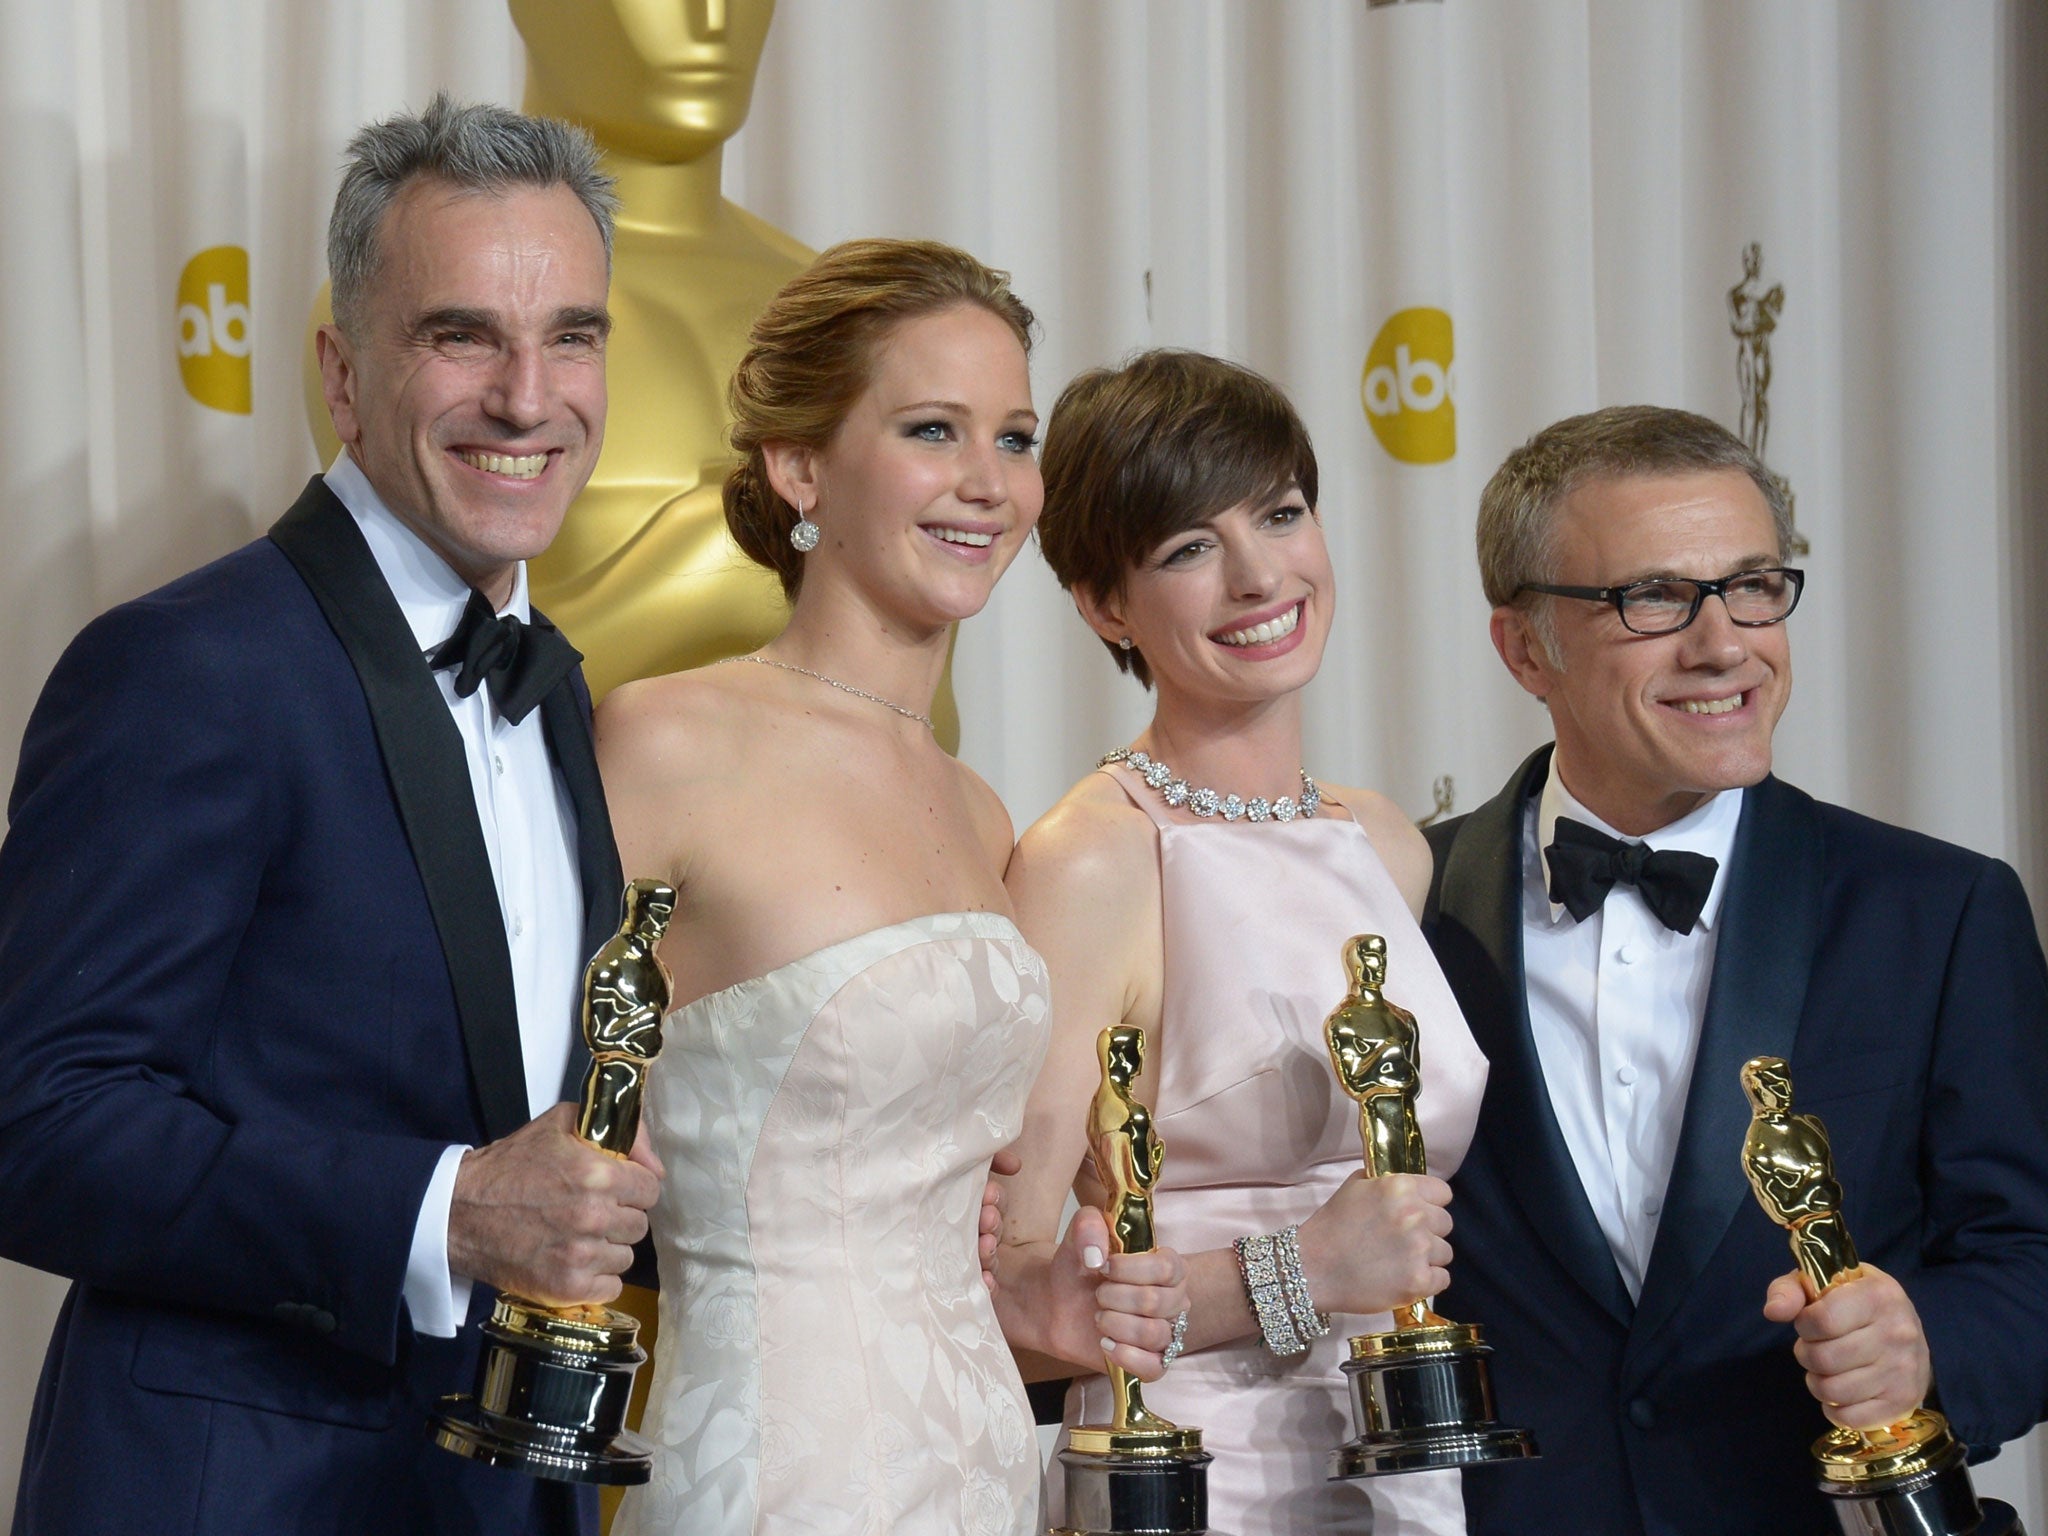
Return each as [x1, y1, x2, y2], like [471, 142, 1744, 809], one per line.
[1053, 1025, 1211, 1536]
[1084, 1025, 1186, 1442]
[431, 878, 677, 1485]
[1324, 934, 1535, 1480]
[1739, 1056, 2023, 1534]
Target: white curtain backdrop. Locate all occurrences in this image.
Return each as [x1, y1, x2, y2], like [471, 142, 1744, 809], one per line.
[3, 1, 2043, 1524]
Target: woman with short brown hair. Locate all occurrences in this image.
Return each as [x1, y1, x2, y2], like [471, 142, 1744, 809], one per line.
[992, 350, 1487, 1534]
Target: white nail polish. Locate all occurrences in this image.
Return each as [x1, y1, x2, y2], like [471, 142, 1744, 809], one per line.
[1083, 1245, 1104, 1269]
[1099, 1337, 1117, 1355]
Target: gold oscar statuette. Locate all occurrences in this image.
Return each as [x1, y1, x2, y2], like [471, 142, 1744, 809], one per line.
[1053, 1025, 1212, 1536]
[1740, 1056, 2024, 1535]
[1325, 934, 1537, 1480]
[431, 878, 677, 1485]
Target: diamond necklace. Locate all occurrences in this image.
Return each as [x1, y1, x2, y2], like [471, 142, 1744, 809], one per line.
[1099, 747, 1321, 823]
[721, 654, 934, 730]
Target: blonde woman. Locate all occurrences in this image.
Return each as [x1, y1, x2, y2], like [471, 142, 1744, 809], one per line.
[600, 243, 1184, 1536]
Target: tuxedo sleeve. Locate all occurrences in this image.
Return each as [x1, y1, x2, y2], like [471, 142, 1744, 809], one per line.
[0, 599, 446, 1365]
[1902, 856, 2048, 1451]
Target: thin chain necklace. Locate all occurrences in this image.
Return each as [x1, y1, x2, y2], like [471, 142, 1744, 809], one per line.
[1099, 746, 1321, 824]
[722, 654, 934, 731]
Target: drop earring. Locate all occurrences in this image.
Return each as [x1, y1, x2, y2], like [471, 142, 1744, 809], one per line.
[789, 496, 821, 553]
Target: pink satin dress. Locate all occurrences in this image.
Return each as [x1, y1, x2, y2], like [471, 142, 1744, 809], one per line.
[1053, 765, 1489, 1536]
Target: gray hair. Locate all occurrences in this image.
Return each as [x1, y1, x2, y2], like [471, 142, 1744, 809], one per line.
[327, 92, 618, 337]
[1477, 404, 1796, 661]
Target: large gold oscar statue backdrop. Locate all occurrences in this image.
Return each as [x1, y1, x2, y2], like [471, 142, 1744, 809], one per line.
[304, 0, 980, 733]
[305, 0, 800, 696]
[504, 0, 802, 699]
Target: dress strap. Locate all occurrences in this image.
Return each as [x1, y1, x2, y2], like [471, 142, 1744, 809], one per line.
[1098, 762, 1176, 831]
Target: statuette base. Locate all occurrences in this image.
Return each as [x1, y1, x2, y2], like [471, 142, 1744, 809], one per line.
[429, 1294, 651, 1486]
[1815, 1419, 2026, 1536]
[1329, 1321, 1538, 1480]
[1057, 1428, 1212, 1535]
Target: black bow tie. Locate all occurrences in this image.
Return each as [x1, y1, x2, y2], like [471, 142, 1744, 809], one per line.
[427, 589, 580, 726]
[1545, 816, 1719, 936]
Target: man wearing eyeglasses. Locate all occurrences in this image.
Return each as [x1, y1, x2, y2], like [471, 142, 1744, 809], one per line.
[1423, 405, 2048, 1535]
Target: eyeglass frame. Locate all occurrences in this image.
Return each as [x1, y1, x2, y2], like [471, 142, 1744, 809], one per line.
[1513, 566, 1806, 636]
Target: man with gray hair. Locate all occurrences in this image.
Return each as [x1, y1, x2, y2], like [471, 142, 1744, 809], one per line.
[1424, 405, 2048, 1534]
[0, 94, 649, 1534]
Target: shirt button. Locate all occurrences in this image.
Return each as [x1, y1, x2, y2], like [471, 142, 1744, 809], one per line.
[1642, 1195, 1662, 1216]
[493, 753, 506, 776]
[510, 913, 525, 939]
[1616, 943, 1640, 965]
[1615, 1064, 1638, 1086]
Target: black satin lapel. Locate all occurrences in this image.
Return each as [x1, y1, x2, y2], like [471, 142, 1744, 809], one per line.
[1627, 776, 1822, 1355]
[268, 479, 529, 1143]
[537, 664, 622, 1104]
[1435, 747, 1635, 1326]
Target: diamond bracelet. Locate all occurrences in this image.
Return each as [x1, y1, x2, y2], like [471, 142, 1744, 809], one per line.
[1233, 1231, 1306, 1356]
[1272, 1224, 1332, 1347]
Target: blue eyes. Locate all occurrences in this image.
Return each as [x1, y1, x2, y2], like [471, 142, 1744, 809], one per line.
[905, 420, 1039, 453]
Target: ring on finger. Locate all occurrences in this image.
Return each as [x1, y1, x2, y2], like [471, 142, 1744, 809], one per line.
[1161, 1308, 1189, 1367]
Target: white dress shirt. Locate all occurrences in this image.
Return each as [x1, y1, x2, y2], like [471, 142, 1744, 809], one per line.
[1521, 758, 1742, 1300]
[325, 454, 585, 1337]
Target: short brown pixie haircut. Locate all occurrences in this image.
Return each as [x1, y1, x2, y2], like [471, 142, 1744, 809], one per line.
[1037, 350, 1319, 686]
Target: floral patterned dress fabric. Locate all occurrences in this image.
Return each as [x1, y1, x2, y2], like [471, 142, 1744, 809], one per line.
[1051, 766, 1489, 1536]
[614, 912, 1052, 1536]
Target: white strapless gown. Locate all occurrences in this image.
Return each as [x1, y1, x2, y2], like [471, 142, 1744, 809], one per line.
[613, 911, 1052, 1536]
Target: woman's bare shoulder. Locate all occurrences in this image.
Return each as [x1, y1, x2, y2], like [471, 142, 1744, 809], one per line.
[1007, 772, 1157, 894]
[947, 758, 1019, 872]
[594, 665, 761, 784]
[1330, 784, 1434, 916]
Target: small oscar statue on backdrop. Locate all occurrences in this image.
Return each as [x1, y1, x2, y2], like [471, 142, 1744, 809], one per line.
[1324, 934, 1537, 1480]
[1727, 240, 1809, 556]
[1739, 1057, 2025, 1536]
[1054, 1025, 1212, 1536]
[431, 878, 678, 1485]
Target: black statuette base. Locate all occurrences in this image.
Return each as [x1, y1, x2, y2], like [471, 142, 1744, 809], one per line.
[430, 1305, 651, 1486]
[1055, 1444, 1213, 1535]
[1329, 1331, 1538, 1479]
[1821, 1442, 2026, 1536]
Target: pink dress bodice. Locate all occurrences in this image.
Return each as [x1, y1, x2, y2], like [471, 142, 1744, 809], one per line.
[1057, 766, 1489, 1536]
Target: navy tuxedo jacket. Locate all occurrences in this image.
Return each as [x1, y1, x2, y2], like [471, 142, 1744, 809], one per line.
[0, 480, 621, 1536]
[1425, 747, 2048, 1536]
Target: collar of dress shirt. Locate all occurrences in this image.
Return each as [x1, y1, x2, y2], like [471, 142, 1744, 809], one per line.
[323, 451, 532, 656]
[1531, 755, 1743, 932]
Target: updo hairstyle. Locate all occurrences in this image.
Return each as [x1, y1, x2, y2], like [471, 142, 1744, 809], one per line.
[724, 238, 1036, 599]
[1037, 349, 1318, 686]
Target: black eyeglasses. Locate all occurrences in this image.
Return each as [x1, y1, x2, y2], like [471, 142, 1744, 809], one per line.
[1515, 567, 1805, 636]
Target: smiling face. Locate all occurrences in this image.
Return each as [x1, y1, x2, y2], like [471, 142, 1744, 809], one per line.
[1491, 468, 1792, 835]
[771, 303, 1041, 632]
[1086, 486, 1333, 709]
[317, 179, 611, 604]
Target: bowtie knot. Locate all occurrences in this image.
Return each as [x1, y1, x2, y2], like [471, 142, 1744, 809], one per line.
[1545, 815, 1719, 935]
[428, 589, 580, 726]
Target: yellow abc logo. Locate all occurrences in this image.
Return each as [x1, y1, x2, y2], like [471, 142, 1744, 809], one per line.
[1361, 307, 1455, 465]
[176, 246, 252, 415]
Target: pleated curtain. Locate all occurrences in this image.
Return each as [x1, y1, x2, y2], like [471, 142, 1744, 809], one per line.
[2, 2, 2042, 1522]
